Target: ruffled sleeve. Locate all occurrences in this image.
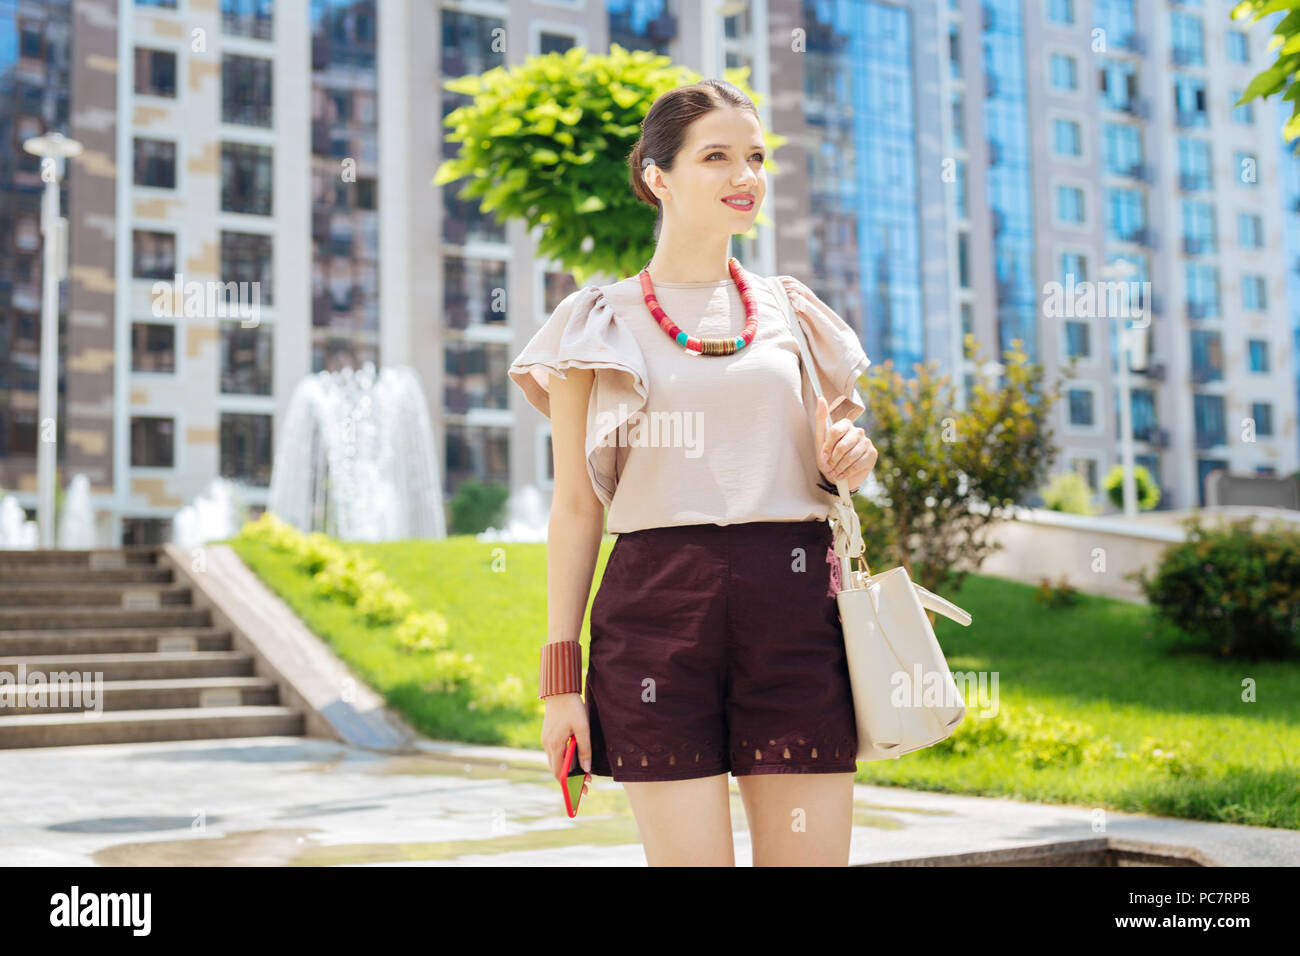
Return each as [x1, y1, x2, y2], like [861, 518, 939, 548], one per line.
[777, 275, 872, 425]
[508, 285, 648, 509]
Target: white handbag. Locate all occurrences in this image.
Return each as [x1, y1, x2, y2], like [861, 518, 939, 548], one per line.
[768, 275, 974, 762]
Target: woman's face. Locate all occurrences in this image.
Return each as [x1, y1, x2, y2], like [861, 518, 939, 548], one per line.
[646, 106, 766, 237]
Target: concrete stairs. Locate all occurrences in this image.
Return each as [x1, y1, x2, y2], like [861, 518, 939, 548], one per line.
[0, 546, 305, 748]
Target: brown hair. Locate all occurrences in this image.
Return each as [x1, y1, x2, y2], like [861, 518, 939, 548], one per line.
[627, 79, 760, 238]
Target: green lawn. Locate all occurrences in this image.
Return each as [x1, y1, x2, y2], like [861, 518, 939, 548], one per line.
[225, 532, 1300, 830]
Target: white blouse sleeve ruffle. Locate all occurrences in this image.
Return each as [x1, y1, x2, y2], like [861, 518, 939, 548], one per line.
[507, 284, 648, 509]
[776, 274, 872, 424]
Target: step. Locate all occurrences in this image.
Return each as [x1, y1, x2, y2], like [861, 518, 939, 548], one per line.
[0, 547, 160, 568]
[0, 627, 233, 656]
[0, 676, 279, 715]
[0, 566, 173, 585]
[0, 705, 304, 748]
[0, 652, 255, 681]
[0, 582, 193, 607]
[0, 606, 211, 630]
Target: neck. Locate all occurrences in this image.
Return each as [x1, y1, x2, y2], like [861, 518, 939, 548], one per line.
[644, 235, 735, 283]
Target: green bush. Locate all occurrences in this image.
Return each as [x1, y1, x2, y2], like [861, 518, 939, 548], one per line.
[1134, 517, 1300, 660]
[1038, 470, 1097, 515]
[449, 478, 510, 535]
[1103, 463, 1161, 511]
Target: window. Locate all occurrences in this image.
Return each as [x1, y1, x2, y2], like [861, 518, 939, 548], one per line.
[444, 341, 511, 412]
[221, 142, 273, 215]
[1057, 185, 1085, 223]
[1193, 394, 1226, 449]
[1064, 320, 1090, 358]
[222, 53, 273, 127]
[1242, 275, 1267, 311]
[1101, 122, 1141, 177]
[131, 323, 175, 373]
[1048, 0, 1074, 25]
[1050, 53, 1077, 91]
[1250, 402, 1273, 437]
[951, 92, 965, 149]
[953, 160, 968, 216]
[1190, 329, 1223, 382]
[130, 416, 175, 467]
[133, 138, 176, 188]
[1170, 12, 1204, 66]
[1053, 119, 1082, 157]
[539, 32, 575, 55]
[1105, 188, 1145, 242]
[1197, 458, 1228, 505]
[1177, 137, 1211, 191]
[444, 255, 509, 330]
[1068, 389, 1094, 427]
[1099, 59, 1138, 112]
[1231, 89, 1254, 125]
[132, 229, 176, 280]
[948, 23, 961, 78]
[961, 302, 973, 337]
[1238, 213, 1263, 249]
[957, 232, 970, 288]
[1181, 200, 1216, 254]
[1234, 151, 1258, 185]
[220, 320, 273, 395]
[134, 48, 177, 97]
[1061, 252, 1087, 283]
[1185, 262, 1220, 318]
[1071, 455, 1098, 491]
[1130, 388, 1157, 442]
[1247, 339, 1269, 373]
[1226, 29, 1249, 64]
[220, 412, 273, 485]
[1173, 75, 1207, 127]
[222, 0, 274, 41]
[221, 231, 274, 306]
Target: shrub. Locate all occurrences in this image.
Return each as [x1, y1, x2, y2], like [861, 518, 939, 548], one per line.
[1103, 463, 1161, 511]
[1034, 574, 1080, 608]
[1134, 517, 1300, 660]
[449, 478, 510, 535]
[1038, 470, 1097, 515]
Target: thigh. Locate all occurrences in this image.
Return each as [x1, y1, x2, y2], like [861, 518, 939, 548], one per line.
[621, 774, 735, 866]
[736, 771, 855, 866]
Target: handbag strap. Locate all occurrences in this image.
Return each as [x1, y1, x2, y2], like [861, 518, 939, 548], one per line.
[766, 275, 866, 568]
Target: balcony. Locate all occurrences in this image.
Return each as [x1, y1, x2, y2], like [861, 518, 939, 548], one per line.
[1195, 431, 1225, 450]
[1126, 163, 1152, 183]
[1187, 301, 1208, 319]
[1171, 47, 1203, 68]
[1143, 362, 1167, 383]
[1150, 427, 1171, 449]
[1182, 236, 1214, 255]
[1179, 172, 1208, 192]
[1190, 365, 1222, 385]
[1175, 109, 1207, 129]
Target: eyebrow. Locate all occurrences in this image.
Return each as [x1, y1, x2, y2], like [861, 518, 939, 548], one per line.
[696, 143, 765, 153]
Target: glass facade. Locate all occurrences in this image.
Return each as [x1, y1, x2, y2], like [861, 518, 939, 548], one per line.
[1280, 97, 1300, 461]
[310, 0, 380, 373]
[983, 0, 1036, 358]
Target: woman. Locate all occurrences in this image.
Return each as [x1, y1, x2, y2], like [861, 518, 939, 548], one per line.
[507, 79, 878, 866]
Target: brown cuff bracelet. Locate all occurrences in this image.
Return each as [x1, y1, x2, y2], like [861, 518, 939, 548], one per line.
[538, 640, 583, 699]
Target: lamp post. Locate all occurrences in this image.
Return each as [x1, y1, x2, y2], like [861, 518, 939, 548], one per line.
[1101, 257, 1146, 518]
[22, 131, 83, 548]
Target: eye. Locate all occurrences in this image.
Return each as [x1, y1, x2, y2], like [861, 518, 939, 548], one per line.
[706, 151, 766, 162]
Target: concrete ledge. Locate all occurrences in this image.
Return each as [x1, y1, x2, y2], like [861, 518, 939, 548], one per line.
[160, 544, 421, 754]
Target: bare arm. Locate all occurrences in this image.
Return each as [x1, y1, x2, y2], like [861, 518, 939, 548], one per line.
[540, 365, 604, 781]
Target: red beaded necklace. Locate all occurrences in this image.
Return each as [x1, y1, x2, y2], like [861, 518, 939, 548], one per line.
[639, 256, 759, 356]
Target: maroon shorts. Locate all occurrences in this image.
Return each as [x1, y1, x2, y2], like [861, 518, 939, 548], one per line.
[584, 519, 859, 782]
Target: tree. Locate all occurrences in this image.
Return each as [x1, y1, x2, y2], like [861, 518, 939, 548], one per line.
[433, 44, 787, 286]
[854, 334, 1063, 602]
[1232, 0, 1300, 147]
[1103, 463, 1161, 512]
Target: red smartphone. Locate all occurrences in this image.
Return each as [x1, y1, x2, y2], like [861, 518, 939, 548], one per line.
[561, 734, 591, 817]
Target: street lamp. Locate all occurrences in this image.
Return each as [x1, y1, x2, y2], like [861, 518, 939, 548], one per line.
[22, 130, 83, 549]
[1100, 257, 1147, 518]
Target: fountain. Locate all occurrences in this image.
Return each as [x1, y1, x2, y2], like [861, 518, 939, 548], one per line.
[0, 493, 37, 548]
[172, 477, 250, 549]
[477, 484, 551, 543]
[266, 361, 446, 541]
[57, 473, 96, 548]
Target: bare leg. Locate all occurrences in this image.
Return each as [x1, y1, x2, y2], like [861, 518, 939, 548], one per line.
[620, 773, 735, 866]
[736, 772, 855, 866]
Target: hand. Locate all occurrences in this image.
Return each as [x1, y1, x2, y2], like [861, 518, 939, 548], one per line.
[814, 395, 878, 490]
[542, 692, 591, 799]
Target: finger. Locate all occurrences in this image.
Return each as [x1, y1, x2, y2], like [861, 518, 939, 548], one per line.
[814, 395, 827, 448]
[823, 428, 860, 474]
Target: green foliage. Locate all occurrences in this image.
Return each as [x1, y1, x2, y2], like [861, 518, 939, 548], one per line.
[857, 334, 1061, 601]
[448, 478, 510, 535]
[1232, 0, 1300, 147]
[1034, 574, 1080, 608]
[1134, 517, 1300, 660]
[433, 44, 787, 285]
[931, 703, 1203, 776]
[1103, 463, 1161, 511]
[1038, 470, 1098, 515]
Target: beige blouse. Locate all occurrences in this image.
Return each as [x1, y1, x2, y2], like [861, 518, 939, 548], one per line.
[508, 271, 872, 534]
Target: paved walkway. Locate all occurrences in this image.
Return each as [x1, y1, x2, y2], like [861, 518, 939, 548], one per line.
[0, 736, 1294, 866]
